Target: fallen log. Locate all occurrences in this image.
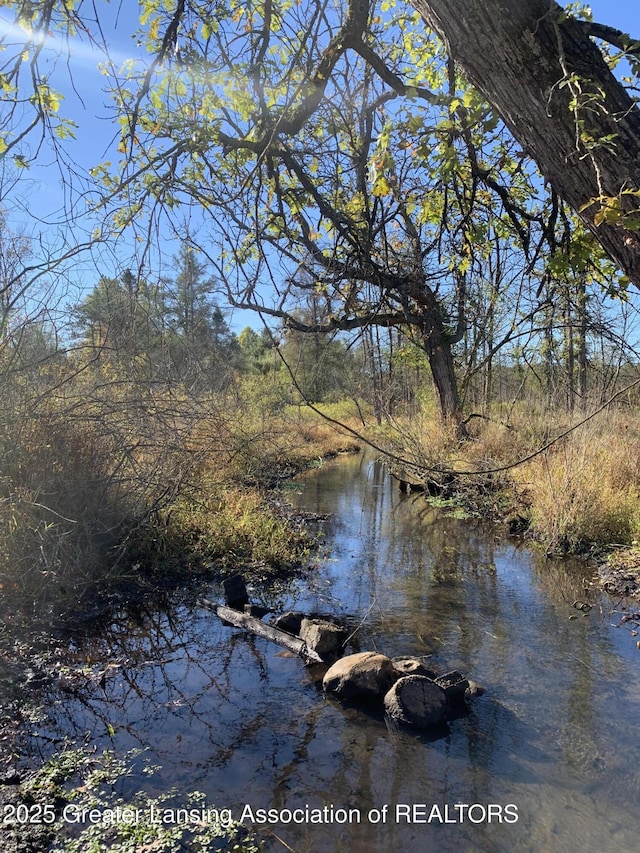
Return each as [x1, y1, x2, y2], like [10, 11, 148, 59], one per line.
[198, 599, 323, 665]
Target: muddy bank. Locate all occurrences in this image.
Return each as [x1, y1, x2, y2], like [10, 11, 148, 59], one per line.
[597, 546, 640, 599]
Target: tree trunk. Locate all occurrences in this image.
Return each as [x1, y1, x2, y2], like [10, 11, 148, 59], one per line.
[424, 328, 461, 424]
[483, 298, 495, 414]
[565, 296, 575, 414]
[576, 278, 588, 409]
[543, 302, 556, 409]
[364, 325, 384, 424]
[409, 0, 640, 287]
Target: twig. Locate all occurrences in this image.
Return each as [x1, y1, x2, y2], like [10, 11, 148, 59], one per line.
[343, 598, 377, 647]
[266, 830, 298, 852]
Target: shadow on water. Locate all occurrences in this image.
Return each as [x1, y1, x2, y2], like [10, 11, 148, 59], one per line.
[5, 453, 640, 852]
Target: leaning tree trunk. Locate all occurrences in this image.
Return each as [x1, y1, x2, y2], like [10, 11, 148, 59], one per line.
[409, 0, 640, 288]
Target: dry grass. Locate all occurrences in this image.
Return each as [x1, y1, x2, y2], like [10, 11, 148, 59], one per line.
[0, 347, 373, 626]
[368, 409, 458, 482]
[378, 405, 640, 553]
[167, 486, 311, 570]
[192, 401, 363, 486]
[0, 377, 362, 625]
[515, 414, 640, 551]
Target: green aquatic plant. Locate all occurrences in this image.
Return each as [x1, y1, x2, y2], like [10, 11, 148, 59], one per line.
[9, 748, 261, 853]
[425, 496, 476, 520]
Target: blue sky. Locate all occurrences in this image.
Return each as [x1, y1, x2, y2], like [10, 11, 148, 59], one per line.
[31, 0, 640, 195]
[591, 0, 640, 31]
[3, 0, 640, 219]
[1, 0, 639, 328]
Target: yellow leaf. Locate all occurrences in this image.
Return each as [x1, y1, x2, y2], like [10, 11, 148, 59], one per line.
[372, 176, 391, 197]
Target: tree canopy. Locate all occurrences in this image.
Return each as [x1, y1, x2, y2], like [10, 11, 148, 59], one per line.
[1, 0, 639, 420]
[412, 0, 640, 287]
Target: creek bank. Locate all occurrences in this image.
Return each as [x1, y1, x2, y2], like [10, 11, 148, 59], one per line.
[0, 517, 310, 647]
[242, 443, 362, 489]
[0, 448, 356, 794]
[387, 458, 640, 586]
[385, 454, 640, 623]
[386, 459, 525, 532]
[597, 546, 640, 600]
[0, 431, 360, 649]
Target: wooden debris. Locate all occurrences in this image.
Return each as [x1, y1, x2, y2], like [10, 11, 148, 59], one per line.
[198, 599, 323, 665]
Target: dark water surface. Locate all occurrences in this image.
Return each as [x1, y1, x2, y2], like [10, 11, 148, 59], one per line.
[24, 454, 640, 851]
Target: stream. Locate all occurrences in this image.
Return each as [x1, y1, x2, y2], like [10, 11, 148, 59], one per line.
[11, 453, 640, 852]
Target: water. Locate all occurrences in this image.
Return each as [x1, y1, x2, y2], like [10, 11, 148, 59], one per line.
[16, 453, 640, 852]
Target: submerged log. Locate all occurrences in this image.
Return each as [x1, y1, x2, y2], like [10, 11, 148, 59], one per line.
[198, 599, 323, 665]
[434, 670, 469, 700]
[389, 467, 454, 496]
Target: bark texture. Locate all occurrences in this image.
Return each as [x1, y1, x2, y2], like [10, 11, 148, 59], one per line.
[425, 329, 461, 423]
[201, 601, 324, 664]
[409, 0, 640, 286]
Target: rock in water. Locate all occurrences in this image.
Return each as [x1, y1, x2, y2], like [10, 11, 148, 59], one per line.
[323, 652, 395, 700]
[272, 611, 305, 634]
[300, 618, 347, 662]
[384, 676, 447, 728]
[392, 656, 438, 679]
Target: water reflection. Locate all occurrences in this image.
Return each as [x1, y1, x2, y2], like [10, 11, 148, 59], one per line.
[14, 453, 640, 851]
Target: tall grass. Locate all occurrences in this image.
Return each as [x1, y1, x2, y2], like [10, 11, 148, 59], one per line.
[515, 415, 640, 551]
[377, 404, 640, 553]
